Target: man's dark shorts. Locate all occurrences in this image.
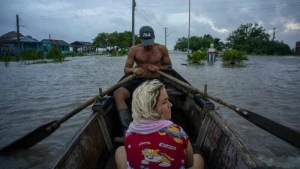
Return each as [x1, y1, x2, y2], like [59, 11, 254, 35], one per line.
[122, 78, 159, 96]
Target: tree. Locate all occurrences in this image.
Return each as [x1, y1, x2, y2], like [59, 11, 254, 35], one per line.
[93, 32, 109, 49]
[227, 23, 291, 55]
[174, 37, 188, 51]
[118, 31, 131, 50]
[108, 31, 118, 50]
[174, 36, 216, 52]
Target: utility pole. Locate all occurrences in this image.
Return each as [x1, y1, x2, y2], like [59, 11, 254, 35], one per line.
[132, 0, 136, 46]
[164, 27, 167, 46]
[16, 14, 20, 52]
[272, 27, 276, 41]
[187, 0, 191, 55]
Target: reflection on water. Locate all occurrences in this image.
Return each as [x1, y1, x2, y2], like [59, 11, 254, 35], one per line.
[0, 52, 300, 168]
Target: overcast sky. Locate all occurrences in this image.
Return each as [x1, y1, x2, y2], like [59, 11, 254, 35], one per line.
[0, 0, 299, 50]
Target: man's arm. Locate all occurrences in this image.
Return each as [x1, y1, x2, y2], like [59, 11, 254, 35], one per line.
[124, 47, 136, 75]
[160, 45, 172, 71]
[124, 47, 144, 75]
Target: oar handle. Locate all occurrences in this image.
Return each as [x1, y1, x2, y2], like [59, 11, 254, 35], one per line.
[57, 74, 136, 124]
[156, 70, 246, 115]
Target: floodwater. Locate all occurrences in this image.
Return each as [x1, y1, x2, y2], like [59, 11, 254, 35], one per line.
[0, 51, 299, 168]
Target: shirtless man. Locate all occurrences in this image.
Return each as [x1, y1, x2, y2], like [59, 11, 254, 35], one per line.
[114, 26, 172, 133]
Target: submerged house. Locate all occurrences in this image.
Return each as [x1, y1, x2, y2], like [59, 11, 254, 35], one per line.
[0, 31, 40, 56]
[70, 41, 94, 53]
[41, 39, 70, 55]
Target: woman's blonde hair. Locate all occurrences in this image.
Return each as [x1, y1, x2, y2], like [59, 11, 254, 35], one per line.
[131, 79, 165, 122]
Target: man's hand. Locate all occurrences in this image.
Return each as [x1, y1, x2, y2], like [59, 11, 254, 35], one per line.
[132, 68, 144, 76]
[148, 65, 160, 72]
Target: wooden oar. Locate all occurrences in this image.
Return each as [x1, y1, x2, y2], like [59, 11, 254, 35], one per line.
[157, 70, 300, 149]
[0, 74, 136, 153]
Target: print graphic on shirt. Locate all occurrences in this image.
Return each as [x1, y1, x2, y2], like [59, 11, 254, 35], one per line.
[159, 142, 176, 150]
[141, 149, 174, 167]
[140, 165, 149, 169]
[139, 141, 151, 146]
[158, 124, 188, 144]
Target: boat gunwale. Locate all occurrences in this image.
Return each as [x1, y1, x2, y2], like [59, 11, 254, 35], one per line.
[52, 112, 104, 169]
[162, 77, 262, 168]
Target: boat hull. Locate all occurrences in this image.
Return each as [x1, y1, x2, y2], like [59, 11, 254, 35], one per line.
[53, 70, 261, 169]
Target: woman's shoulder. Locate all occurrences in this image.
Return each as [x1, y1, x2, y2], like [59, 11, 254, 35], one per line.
[160, 123, 187, 135]
[163, 123, 183, 129]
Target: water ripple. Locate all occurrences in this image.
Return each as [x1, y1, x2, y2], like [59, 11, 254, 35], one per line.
[0, 53, 300, 168]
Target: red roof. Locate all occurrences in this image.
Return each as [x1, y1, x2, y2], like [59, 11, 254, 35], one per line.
[296, 41, 300, 47]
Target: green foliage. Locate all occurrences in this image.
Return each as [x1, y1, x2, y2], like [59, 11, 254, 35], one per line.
[227, 23, 291, 55]
[265, 40, 291, 55]
[111, 49, 117, 56]
[22, 49, 37, 60]
[20, 49, 44, 60]
[188, 51, 207, 63]
[222, 49, 248, 64]
[1, 53, 11, 66]
[118, 49, 128, 56]
[93, 31, 140, 52]
[65, 52, 75, 57]
[15, 53, 20, 61]
[93, 32, 109, 49]
[135, 35, 142, 45]
[174, 34, 222, 52]
[175, 23, 291, 56]
[46, 47, 64, 62]
[174, 37, 188, 51]
[37, 50, 44, 59]
[70, 52, 86, 57]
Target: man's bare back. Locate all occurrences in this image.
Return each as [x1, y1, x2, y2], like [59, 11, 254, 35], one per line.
[124, 43, 172, 78]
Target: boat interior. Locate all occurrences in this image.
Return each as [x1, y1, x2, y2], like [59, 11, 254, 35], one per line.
[52, 71, 259, 169]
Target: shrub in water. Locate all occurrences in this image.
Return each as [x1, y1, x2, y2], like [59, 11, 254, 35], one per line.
[47, 47, 64, 62]
[21, 49, 40, 60]
[188, 51, 207, 63]
[118, 49, 128, 56]
[2, 53, 11, 66]
[111, 49, 117, 56]
[37, 50, 44, 60]
[222, 49, 248, 64]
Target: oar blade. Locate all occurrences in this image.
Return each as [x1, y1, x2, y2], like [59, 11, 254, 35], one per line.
[0, 120, 60, 153]
[243, 109, 300, 149]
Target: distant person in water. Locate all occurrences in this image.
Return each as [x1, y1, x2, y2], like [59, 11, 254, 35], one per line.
[115, 80, 204, 169]
[113, 26, 172, 134]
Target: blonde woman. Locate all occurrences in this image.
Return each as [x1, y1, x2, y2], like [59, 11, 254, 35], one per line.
[115, 79, 204, 169]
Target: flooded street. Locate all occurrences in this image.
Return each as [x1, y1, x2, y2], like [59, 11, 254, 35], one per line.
[0, 51, 300, 168]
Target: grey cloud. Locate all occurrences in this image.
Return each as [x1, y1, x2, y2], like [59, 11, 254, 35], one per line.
[0, 0, 299, 49]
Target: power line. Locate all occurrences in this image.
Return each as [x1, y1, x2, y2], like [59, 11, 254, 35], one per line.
[147, 3, 300, 13]
[140, 0, 164, 28]
[118, 0, 131, 6]
[1, 2, 298, 23]
[19, 19, 41, 40]
[137, 0, 300, 7]
[7, 8, 129, 23]
[135, 9, 153, 26]
[112, 0, 131, 8]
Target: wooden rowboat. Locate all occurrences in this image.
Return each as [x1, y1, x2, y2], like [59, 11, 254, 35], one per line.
[1, 69, 299, 168]
[51, 70, 265, 169]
